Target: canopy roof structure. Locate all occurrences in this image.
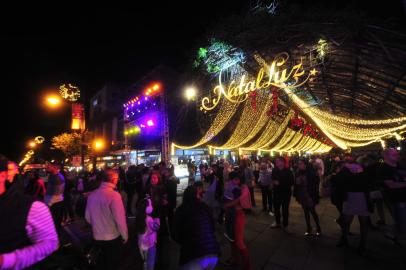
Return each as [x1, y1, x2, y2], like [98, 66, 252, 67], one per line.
[173, 7, 406, 154]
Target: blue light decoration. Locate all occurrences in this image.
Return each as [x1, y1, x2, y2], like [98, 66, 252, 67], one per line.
[194, 39, 245, 78]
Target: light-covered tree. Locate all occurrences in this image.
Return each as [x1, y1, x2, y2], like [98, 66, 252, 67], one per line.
[52, 132, 89, 158]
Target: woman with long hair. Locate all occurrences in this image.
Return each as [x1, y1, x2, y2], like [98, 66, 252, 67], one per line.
[224, 171, 253, 270]
[25, 170, 46, 201]
[337, 157, 372, 254]
[172, 186, 220, 270]
[145, 172, 168, 269]
[136, 196, 160, 270]
[294, 159, 321, 236]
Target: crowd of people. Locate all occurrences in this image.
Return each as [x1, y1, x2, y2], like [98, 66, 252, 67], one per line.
[0, 147, 405, 270]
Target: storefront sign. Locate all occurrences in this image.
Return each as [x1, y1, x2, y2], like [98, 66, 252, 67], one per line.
[71, 103, 85, 130]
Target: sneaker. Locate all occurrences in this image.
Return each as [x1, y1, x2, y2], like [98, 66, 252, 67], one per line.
[316, 229, 322, 236]
[304, 231, 311, 236]
[269, 211, 275, 216]
[224, 233, 235, 242]
[270, 222, 280, 228]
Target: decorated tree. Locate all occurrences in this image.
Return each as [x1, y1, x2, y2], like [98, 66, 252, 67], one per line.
[52, 131, 92, 158]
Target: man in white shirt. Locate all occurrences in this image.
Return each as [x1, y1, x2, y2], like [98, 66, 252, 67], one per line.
[85, 168, 128, 270]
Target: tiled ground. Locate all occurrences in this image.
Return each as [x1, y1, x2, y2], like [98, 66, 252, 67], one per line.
[43, 178, 405, 269]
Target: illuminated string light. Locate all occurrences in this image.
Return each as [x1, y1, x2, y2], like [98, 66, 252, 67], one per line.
[309, 107, 406, 125]
[59, 84, 80, 102]
[173, 99, 240, 150]
[250, 53, 406, 150]
[211, 90, 272, 149]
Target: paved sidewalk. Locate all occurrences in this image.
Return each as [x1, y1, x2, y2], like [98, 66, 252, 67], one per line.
[46, 185, 405, 270]
[212, 194, 405, 270]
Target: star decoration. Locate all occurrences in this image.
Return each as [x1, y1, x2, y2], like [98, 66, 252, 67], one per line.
[310, 68, 318, 76]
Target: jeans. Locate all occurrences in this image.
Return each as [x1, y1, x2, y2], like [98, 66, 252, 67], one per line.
[249, 187, 256, 207]
[141, 246, 156, 270]
[273, 193, 291, 227]
[225, 207, 236, 239]
[260, 185, 272, 212]
[179, 254, 218, 270]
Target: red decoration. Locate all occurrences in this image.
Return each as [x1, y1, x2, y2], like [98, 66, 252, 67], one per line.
[272, 88, 278, 114]
[289, 112, 304, 131]
[249, 90, 258, 111]
[303, 123, 318, 138]
[267, 88, 279, 116]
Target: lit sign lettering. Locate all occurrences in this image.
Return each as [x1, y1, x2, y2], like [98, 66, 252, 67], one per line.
[200, 52, 317, 111]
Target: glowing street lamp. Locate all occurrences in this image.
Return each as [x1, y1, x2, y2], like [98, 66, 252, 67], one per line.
[184, 87, 197, 101]
[46, 95, 62, 107]
[93, 139, 105, 151]
[28, 141, 36, 148]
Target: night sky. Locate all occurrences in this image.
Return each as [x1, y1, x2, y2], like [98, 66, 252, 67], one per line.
[1, 1, 404, 162]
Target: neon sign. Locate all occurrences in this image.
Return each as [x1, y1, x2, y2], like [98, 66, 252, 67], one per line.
[200, 52, 317, 111]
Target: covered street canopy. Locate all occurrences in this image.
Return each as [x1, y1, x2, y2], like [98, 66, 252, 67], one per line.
[173, 5, 406, 154]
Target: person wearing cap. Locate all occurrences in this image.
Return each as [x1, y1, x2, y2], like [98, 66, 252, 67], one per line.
[0, 155, 58, 270]
[45, 161, 65, 235]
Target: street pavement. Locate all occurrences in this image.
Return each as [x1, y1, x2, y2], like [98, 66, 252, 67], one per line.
[41, 177, 405, 269]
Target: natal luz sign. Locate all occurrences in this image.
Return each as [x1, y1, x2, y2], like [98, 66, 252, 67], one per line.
[200, 52, 317, 111]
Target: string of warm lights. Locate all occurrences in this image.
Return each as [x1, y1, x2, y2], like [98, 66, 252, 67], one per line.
[309, 111, 406, 136]
[309, 107, 406, 125]
[277, 131, 304, 152]
[172, 99, 240, 150]
[250, 53, 406, 150]
[309, 141, 323, 152]
[19, 150, 35, 167]
[249, 112, 293, 149]
[269, 128, 296, 151]
[282, 87, 406, 149]
[292, 135, 310, 152]
[298, 137, 318, 152]
[213, 91, 272, 149]
[59, 84, 80, 102]
[326, 124, 406, 141]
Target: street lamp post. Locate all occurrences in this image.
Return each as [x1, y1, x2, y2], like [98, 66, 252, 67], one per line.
[92, 138, 105, 171]
[44, 84, 86, 170]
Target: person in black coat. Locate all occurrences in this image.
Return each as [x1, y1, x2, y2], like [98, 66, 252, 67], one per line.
[294, 159, 321, 235]
[172, 186, 220, 269]
[329, 161, 346, 229]
[270, 157, 294, 231]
